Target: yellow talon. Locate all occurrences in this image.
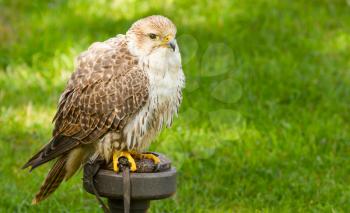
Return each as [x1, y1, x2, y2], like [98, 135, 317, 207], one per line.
[140, 153, 160, 164]
[113, 151, 137, 172]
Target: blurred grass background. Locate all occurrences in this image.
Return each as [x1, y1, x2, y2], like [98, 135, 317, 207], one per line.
[1, 0, 350, 212]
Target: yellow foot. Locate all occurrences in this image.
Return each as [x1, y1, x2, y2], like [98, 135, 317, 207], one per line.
[113, 151, 137, 173]
[138, 152, 160, 165]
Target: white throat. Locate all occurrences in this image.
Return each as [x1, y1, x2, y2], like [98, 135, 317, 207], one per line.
[122, 39, 185, 151]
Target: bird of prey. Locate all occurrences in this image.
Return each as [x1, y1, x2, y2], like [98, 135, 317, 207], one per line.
[22, 15, 185, 204]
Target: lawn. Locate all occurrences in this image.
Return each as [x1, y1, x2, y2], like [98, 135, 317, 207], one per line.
[1, 0, 350, 212]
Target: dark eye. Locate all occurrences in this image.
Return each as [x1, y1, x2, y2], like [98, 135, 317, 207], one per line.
[148, 33, 157, 39]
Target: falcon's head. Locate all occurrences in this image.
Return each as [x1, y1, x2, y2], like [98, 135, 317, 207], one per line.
[126, 15, 177, 56]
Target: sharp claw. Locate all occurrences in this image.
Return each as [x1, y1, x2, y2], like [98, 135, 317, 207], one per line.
[155, 163, 161, 172]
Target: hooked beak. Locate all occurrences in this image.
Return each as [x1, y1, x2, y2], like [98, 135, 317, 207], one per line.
[167, 40, 176, 52]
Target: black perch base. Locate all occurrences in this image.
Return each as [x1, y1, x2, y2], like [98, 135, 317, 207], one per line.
[83, 153, 177, 213]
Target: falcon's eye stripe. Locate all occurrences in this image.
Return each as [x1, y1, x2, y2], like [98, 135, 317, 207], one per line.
[148, 33, 157, 39]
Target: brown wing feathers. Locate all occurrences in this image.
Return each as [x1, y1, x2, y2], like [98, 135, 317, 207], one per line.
[23, 36, 150, 204]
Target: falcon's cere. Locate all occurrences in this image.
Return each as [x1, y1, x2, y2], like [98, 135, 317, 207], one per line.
[22, 15, 185, 204]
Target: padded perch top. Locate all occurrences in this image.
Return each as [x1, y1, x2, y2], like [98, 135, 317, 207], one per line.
[83, 153, 177, 200]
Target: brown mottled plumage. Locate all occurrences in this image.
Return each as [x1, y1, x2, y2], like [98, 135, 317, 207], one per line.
[23, 15, 185, 204]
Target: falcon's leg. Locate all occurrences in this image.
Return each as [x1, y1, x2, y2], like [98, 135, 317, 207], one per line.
[113, 151, 137, 172]
[133, 152, 160, 165]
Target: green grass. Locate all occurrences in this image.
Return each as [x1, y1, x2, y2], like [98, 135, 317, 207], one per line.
[1, 0, 350, 212]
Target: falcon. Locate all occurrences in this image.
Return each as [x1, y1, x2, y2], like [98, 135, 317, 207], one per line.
[23, 15, 185, 204]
